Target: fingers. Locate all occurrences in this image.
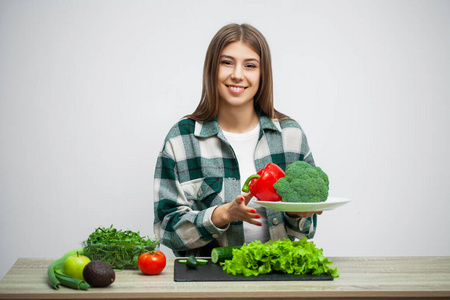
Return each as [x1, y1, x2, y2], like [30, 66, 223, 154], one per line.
[231, 195, 262, 226]
[236, 195, 248, 208]
[244, 211, 262, 226]
[241, 192, 253, 205]
[247, 218, 262, 227]
[244, 207, 262, 227]
[235, 195, 252, 211]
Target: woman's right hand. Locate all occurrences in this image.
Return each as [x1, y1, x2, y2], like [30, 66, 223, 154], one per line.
[211, 193, 261, 228]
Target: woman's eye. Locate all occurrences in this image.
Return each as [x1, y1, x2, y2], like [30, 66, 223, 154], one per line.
[246, 64, 257, 69]
[220, 60, 233, 66]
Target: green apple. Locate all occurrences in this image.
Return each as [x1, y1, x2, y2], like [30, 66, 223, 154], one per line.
[62, 252, 91, 280]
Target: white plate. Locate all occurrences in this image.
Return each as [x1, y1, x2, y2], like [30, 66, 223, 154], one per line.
[252, 197, 351, 212]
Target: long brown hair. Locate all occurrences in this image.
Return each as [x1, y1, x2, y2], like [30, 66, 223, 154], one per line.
[187, 23, 287, 122]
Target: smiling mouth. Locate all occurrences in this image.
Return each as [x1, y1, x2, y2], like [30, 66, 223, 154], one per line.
[226, 85, 247, 94]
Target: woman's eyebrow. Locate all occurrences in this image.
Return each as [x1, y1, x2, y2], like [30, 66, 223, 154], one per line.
[220, 54, 259, 63]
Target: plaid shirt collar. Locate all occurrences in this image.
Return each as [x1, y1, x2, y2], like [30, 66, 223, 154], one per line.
[194, 115, 282, 138]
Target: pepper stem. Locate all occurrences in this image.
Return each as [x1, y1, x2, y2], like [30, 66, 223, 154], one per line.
[241, 174, 261, 192]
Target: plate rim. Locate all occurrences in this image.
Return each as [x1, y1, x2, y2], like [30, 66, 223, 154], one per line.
[252, 197, 351, 212]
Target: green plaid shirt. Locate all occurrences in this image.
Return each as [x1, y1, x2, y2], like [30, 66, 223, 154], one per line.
[153, 115, 318, 257]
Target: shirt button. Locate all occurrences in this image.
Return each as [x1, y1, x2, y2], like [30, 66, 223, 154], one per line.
[272, 218, 279, 225]
[197, 189, 203, 197]
[212, 234, 219, 239]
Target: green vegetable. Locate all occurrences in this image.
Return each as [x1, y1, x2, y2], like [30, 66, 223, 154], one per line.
[273, 161, 329, 203]
[47, 248, 85, 290]
[54, 269, 90, 290]
[221, 238, 339, 277]
[82, 225, 159, 269]
[185, 255, 199, 269]
[211, 246, 241, 263]
[178, 258, 208, 265]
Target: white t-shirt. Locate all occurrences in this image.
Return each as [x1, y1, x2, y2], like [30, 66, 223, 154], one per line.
[222, 123, 271, 244]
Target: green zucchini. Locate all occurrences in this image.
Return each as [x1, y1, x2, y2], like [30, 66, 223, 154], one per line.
[211, 246, 241, 264]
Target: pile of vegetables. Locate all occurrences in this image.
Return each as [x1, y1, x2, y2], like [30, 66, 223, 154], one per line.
[48, 225, 162, 291]
[242, 161, 329, 203]
[82, 225, 159, 269]
[48, 248, 91, 290]
[218, 238, 339, 277]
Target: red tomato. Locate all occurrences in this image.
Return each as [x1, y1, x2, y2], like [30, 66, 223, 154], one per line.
[138, 251, 166, 275]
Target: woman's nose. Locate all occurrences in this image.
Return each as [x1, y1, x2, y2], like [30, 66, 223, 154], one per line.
[231, 65, 243, 81]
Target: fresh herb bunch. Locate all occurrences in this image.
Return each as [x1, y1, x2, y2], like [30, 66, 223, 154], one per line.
[82, 225, 159, 269]
[221, 238, 339, 277]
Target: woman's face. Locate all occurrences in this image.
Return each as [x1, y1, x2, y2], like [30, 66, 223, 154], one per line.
[217, 41, 261, 109]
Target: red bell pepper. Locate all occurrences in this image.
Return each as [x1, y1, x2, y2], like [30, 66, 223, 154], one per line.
[241, 163, 285, 201]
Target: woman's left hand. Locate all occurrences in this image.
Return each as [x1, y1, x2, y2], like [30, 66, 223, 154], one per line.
[286, 211, 323, 218]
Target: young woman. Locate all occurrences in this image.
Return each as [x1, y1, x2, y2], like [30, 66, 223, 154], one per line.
[153, 23, 322, 257]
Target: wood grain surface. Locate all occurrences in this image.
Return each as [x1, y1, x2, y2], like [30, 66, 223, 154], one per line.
[0, 257, 449, 299]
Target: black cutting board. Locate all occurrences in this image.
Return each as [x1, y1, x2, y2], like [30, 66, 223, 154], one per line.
[174, 259, 333, 282]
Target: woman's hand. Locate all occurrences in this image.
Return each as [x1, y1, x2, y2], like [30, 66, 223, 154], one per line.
[211, 193, 261, 228]
[286, 211, 323, 218]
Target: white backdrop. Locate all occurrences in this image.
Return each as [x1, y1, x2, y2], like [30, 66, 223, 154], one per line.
[1, 0, 449, 280]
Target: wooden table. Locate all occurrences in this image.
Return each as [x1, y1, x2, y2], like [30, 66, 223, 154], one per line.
[0, 257, 449, 299]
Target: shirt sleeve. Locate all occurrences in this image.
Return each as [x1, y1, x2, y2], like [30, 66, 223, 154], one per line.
[283, 213, 317, 239]
[153, 150, 228, 252]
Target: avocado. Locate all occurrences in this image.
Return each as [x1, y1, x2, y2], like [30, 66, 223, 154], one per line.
[82, 260, 115, 287]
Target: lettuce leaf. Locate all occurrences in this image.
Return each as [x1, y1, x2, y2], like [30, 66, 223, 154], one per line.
[220, 238, 339, 277]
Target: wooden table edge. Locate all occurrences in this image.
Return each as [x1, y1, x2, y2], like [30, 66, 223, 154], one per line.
[1, 290, 450, 300]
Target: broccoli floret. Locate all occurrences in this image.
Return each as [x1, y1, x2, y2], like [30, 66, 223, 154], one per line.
[273, 161, 329, 203]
